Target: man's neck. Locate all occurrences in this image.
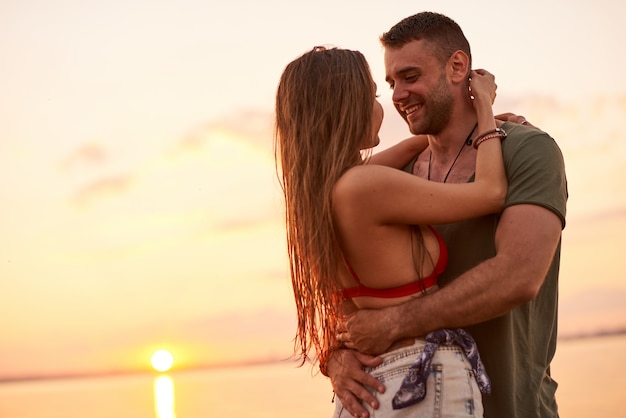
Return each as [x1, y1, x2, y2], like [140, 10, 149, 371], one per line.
[413, 108, 480, 183]
[428, 112, 479, 157]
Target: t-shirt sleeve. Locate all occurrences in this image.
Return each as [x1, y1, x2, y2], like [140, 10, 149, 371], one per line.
[502, 124, 568, 228]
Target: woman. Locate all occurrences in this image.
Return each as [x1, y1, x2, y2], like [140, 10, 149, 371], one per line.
[274, 46, 505, 417]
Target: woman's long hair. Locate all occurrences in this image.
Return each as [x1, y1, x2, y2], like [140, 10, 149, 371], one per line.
[274, 46, 376, 367]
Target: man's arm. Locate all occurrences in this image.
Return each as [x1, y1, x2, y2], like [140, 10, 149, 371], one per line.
[342, 203, 562, 354]
[329, 204, 562, 417]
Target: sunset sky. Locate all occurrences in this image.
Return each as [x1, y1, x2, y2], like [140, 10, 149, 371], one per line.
[1, 0, 626, 380]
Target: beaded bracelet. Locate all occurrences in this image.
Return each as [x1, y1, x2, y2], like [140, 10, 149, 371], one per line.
[473, 128, 507, 149]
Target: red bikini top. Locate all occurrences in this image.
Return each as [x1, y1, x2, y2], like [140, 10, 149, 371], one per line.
[340, 225, 448, 300]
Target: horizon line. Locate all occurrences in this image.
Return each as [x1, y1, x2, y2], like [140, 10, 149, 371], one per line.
[2, 328, 626, 385]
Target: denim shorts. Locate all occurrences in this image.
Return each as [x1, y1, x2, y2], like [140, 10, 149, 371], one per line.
[333, 338, 484, 417]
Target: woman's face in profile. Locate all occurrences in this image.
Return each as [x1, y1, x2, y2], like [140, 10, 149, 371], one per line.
[369, 98, 384, 149]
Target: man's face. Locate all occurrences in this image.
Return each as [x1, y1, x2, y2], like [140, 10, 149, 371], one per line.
[384, 39, 454, 135]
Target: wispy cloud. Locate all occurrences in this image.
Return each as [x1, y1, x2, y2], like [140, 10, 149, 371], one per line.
[59, 142, 108, 171]
[170, 109, 274, 157]
[71, 174, 133, 206]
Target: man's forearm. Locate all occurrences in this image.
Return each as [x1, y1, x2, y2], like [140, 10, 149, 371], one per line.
[343, 254, 526, 354]
[393, 256, 526, 338]
[389, 205, 563, 338]
[346, 205, 563, 354]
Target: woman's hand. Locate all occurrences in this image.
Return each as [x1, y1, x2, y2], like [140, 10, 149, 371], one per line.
[468, 69, 497, 106]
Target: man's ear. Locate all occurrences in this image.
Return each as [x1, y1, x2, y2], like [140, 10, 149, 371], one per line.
[447, 50, 470, 83]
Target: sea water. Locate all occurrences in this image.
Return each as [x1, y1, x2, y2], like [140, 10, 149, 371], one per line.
[1, 334, 624, 418]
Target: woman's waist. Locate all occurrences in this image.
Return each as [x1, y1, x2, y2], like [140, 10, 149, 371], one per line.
[387, 337, 422, 352]
[368, 338, 467, 374]
[382, 336, 468, 358]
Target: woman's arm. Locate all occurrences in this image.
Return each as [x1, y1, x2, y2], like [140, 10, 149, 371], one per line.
[471, 69, 507, 196]
[334, 70, 507, 226]
[368, 135, 428, 169]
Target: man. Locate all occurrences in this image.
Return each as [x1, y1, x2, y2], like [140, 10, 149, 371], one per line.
[326, 12, 567, 418]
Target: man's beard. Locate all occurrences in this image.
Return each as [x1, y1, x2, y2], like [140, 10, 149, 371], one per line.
[407, 75, 454, 136]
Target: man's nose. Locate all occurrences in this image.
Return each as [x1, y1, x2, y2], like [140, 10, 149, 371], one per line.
[391, 84, 409, 105]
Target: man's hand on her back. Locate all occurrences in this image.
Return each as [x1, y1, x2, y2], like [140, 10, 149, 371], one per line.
[339, 308, 399, 355]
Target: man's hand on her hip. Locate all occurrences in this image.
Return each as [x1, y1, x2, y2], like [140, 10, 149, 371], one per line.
[327, 349, 384, 418]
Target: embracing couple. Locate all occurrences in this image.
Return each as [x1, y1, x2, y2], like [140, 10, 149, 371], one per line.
[274, 11, 567, 418]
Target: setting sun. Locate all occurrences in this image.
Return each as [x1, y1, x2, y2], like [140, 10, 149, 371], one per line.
[151, 350, 174, 372]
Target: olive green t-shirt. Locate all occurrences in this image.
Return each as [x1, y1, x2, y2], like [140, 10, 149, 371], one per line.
[431, 122, 567, 418]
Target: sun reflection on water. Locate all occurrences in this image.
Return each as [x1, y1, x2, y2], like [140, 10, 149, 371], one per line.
[154, 375, 176, 418]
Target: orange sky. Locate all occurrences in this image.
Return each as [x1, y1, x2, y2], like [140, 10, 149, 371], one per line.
[1, 0, 626, 380]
